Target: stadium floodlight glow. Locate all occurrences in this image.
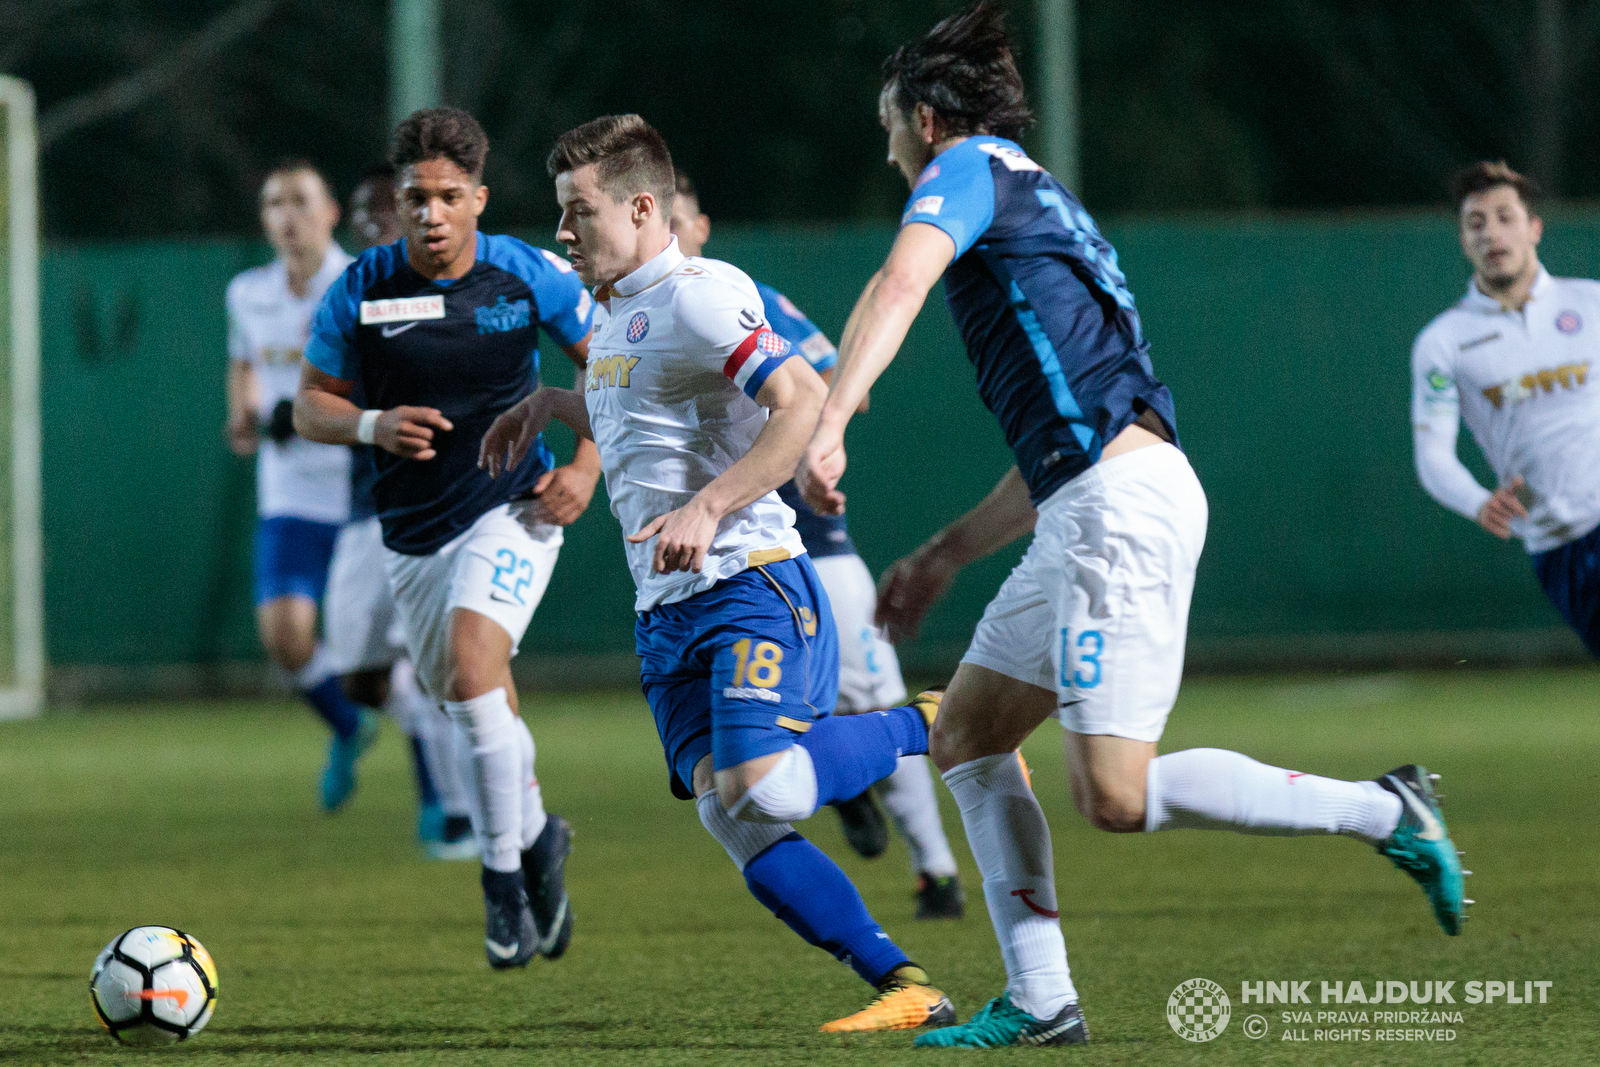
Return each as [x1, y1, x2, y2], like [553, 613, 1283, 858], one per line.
[0, 75, 43, 721]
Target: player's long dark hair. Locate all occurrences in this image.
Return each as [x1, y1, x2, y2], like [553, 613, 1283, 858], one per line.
[882, 1, 1034, 142]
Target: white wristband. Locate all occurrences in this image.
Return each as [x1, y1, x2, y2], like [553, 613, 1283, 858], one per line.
[356, 409, 381, 445]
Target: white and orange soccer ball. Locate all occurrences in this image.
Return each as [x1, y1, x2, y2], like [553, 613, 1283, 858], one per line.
[89, 926, 217, 1044]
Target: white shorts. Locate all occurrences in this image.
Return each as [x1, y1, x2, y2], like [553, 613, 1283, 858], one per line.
[961, 443, 1207, 742]
[384, 500, 563, 701]
[812, 553, 909, 713]
[324, 517, 408, 675]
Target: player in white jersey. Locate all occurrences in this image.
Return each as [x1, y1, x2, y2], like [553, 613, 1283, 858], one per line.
[668, 170, 963, 918]
[322, 164, 477, 858]
[225, 159, 375, 811]
[1413, 160, 1600, 657]
[482, 114, 955, 1033]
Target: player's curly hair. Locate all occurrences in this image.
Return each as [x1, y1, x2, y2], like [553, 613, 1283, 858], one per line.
[546, 114, 675, 214]
[882, 0, 1034, 142]
[390, 107, 489, 180]
[1450, 160, 1539, 212]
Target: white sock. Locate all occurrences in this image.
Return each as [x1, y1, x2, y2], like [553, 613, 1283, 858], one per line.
[291, 644, 339, 691]
[944, 752, 1077, 1020]
[383, 660, 425, 737]
[513, 716, 548, 850]
[697, 790, 793, 870]
[442, 687, 523, 873]
[1145, 748, 1402, 842]
[422, 699, 471, 818]
[879, 756, 959, 878]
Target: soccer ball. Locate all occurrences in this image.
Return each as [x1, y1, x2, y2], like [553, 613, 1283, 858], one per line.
[89, 927, 217, 1044]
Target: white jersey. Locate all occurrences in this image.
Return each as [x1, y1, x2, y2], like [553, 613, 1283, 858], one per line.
[226, 245, 354, 524]
[1412, 269, 1600, 553]
[583, 237, 805, 611]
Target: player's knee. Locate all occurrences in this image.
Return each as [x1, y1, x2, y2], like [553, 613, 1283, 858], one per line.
[264, 631, 314, 673]
[928, 705, 1001, 773]
[1074, 784, 1146, 833]
[724, 747, 818, 824]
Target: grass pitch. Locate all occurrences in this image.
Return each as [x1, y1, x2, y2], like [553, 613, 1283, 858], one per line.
[2, 668, 1595, 1065]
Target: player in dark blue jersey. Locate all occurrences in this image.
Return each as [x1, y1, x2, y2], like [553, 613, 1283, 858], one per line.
[800, 2, 1466, 1048]
[321, 164, 478, 861]
[669, 170, 964, 919]
[295, 109, 595, 969]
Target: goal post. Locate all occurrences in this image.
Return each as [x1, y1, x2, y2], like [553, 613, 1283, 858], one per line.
[0, 76, 43, 719]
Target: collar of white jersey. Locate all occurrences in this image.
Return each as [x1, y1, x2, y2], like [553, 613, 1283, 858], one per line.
[1462, 265, 1552, 312]
[602, 236, 685, 302]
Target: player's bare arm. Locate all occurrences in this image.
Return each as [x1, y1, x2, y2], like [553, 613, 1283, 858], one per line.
[876, 466, 1037, 642]
[798, 222, 954, 514]
[631, 356, 827, 575]
[294, 361, 453, 461]
[478, 385, 594, 479]
[225, 360, 259, 456]
[525, 334, 601, 526]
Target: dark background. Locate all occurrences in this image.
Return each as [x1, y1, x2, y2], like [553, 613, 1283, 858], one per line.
[11, 0, 1599, 240]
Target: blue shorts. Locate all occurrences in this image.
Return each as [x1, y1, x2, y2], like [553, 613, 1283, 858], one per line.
[1532, 523, 1600, 657]
[636, 556, 839, 800]
[254, 515, 341, 606]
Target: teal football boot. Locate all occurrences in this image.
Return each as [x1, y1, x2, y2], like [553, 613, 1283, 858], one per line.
[320, 710, 381, 812]
[914, 992, 1087, 1048]
[1374, 765, 1472, 935]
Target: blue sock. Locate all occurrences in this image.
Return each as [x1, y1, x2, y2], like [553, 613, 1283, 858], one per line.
[303, 677, 362, 741]
[408, 735, 439, 806]
[796, 705, 928, 807]
[743, 832, 909, 986]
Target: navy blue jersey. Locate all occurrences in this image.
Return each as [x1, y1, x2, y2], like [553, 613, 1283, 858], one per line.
[306, 234, 594, 554]
[901, 137, 1177, 504]
[756, 281, 856, 558]
[348, 445, 379, 522]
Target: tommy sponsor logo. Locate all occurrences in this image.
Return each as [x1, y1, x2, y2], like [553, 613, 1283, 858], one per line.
[585, 353, 642, 392]
[360, 294, 445, 325]
[626, 311, 650, 342]
[1481, 361, 1591, 409]
[722, 686, 781, 703]
[1010, 887, 1059, 918]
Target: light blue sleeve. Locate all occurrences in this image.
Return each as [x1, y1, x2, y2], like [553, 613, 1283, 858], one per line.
[755, 281, 836, 372]
[899, 142, 996, 259]
[304, 263, 363, 379]
[481, 235, 595, 348]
